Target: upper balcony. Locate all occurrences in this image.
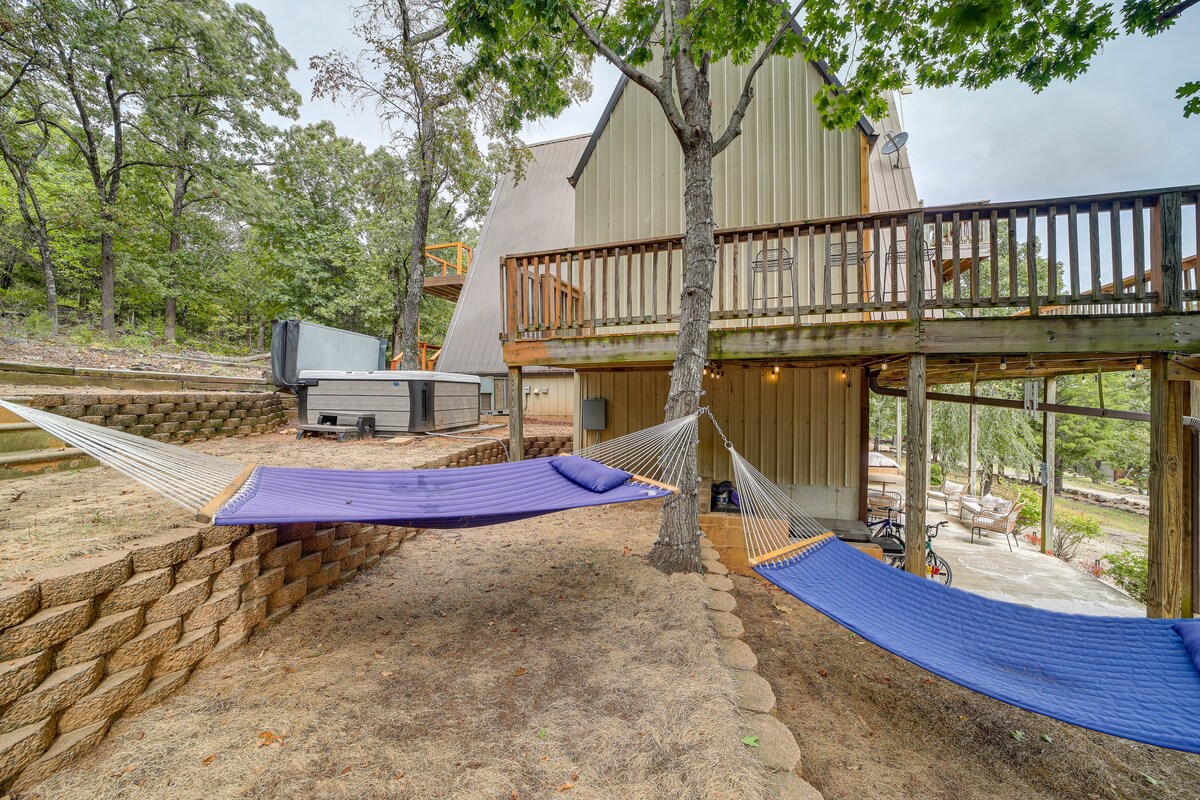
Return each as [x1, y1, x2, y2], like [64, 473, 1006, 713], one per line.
[501, 185, 1200, 371]
[422, 242, 474, 302]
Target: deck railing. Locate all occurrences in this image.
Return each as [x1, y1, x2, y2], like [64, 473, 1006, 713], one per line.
[502, 185, 1199, 340]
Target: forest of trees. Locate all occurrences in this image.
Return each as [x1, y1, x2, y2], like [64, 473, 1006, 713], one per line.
[0, 0, 492, 355]
[870, 370, 1152, 493]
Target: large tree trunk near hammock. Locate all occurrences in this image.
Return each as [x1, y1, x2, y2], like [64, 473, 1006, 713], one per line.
[647, 99, 715, 575]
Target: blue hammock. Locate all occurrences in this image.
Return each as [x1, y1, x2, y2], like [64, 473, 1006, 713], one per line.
[756, 536, 1200, 754]
[207, 458, 674, 527]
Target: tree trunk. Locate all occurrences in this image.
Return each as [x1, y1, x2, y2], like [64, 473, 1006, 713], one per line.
[37, 232, 57, 330]
[164, 170, 187, 344]
[2, 153, 58, 331]
[100, 224, 116, 335]
[390, 263, 405, 358]
[398, 110, 436, 370]
[647, 120, 715, 574]
[256, 321, 265, 351]
[24, 193, 57, 331]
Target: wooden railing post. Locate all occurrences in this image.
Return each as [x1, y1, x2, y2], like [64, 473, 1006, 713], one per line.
[503, 256, 518, 339]
[906, 212, 925, 321]
[1153, 191, 1184, 313]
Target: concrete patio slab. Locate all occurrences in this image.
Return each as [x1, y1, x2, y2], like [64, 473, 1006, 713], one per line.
[928, 511, 1143, 617]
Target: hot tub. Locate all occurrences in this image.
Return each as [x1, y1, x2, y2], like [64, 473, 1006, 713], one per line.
[296, 370, 481, 435]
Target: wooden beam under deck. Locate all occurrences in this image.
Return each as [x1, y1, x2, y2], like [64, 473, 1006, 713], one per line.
[504, 314, 1200, 371]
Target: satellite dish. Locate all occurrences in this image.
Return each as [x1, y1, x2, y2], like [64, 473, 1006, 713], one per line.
[881, 130, 909, 155]
[880, 130, 909, 168]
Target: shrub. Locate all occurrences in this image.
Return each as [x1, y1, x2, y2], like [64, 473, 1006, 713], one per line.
[67, 325, 96, 347]
[21, 311, 54, 339]
[1103, 549, 1148, 603]
[1013, 484, 1042, 533]
[117, 332, 154, 352]
[1052, 510, 1102, 562]
[930, 463, 944, 487]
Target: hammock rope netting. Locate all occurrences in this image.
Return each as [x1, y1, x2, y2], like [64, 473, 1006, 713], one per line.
[3, 398, 1199, 753]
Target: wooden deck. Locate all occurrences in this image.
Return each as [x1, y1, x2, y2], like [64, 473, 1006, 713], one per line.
[500, 185, 1199, 374]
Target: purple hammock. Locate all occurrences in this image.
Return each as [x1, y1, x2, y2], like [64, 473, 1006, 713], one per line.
[202, 458, 675, 528]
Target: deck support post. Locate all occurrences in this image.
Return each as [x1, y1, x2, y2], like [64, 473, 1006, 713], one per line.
[508, 366, 524, 462]
[894, 396, 903, 463]
[968, 383, 979, 496]
[1148, 354, 1185, 617]
[1183, 382, 1198, 618]
[904, 353, 928, 575]
[1041, 377, 1056, 555]
[859, 372, 870, 523]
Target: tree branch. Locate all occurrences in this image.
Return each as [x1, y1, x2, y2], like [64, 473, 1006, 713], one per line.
[1157, 0, 1199, 23]
[713, 1, 805, 155]
[563, 3, 685, 134]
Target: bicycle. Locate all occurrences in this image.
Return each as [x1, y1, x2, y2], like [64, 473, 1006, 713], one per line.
[867, 509, 953, 586]
[866, 506, 906, 566]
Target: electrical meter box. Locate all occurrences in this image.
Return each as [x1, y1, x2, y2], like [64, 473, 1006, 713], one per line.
[581, 398, 607, 431]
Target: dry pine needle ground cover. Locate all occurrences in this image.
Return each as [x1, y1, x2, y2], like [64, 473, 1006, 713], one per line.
[24, 502, 767, 800]
[735, 576, 1200, 800]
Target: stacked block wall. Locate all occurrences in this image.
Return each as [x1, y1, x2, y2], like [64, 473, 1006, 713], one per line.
[0, 521, 414, 791]
[17, 392, 288, 443]
[415, 434, 571, 469]
[0, 433, 570, 790]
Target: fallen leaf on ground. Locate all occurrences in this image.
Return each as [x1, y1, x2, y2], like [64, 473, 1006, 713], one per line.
[341, 766, 352, 775]
[381, 671, 394, 677]
[513, 667, 527, 676]
[393, 771, 406, 779]
[817, 669, 829, 678]
[555, 783, 574, 792]
[257, 730, 284, 747]
[201, 755, 217, 766]
[741, 735, 760, 748]
[570, 771, 579, 780]
[622, 547, 632, 556]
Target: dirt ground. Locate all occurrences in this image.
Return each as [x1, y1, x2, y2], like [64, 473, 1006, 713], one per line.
[0, 332, 268, 379]
[25, 502, 766, 800]
[0, 422, 570, 582]
[735, 575, 1200, 800]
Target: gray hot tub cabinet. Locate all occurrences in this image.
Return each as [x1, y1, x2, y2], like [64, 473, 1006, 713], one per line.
[296, 370, 480, 434]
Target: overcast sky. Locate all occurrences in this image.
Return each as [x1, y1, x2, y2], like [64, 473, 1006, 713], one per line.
[249, 1, 1198, 206]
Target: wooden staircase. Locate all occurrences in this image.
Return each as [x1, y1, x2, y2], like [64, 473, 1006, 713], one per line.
[0, 400, 97, 480]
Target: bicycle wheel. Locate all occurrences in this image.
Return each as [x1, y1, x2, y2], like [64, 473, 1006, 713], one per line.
[926, 553, 952, 586]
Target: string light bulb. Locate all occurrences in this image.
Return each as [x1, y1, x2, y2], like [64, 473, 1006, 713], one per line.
[773, 363, 780, 375]
[1135, 356, 1144, 371]
[841, 366, 847, 380]
[999, 356, 1007, 371]
[879, 360, 888, 371]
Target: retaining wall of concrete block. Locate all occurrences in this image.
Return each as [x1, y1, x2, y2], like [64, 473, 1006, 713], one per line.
[16, 392, 288, 443]
[0, 519, 414, 791]
[415, 434, 572, 469]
